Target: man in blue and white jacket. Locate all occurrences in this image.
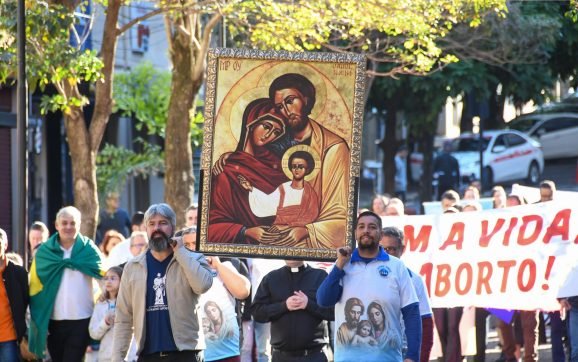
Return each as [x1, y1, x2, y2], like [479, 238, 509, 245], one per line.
[317, 211, 421, 362]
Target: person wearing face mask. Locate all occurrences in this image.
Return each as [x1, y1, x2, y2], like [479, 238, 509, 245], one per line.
[112, 203, 213, 362]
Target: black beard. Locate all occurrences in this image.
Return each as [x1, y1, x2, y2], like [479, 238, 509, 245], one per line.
[358, 237, 378, 251]
[150, 230, 171, 252]
[287, 114, 308, 134]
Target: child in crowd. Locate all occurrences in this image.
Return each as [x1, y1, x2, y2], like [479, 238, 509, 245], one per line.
[89, 266, 123, 362]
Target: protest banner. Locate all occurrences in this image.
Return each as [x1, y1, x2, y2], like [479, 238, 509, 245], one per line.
[382, 200, 578, 311]
[511, 183, 578, 204]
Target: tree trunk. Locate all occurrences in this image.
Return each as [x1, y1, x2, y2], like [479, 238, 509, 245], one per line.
[417, 127, 435, 207]
[460, 92, 473, 133]
[64, 107, 99, 239]
[379, 102, 398, 195]
[490, 91, 506, 129]
[89, 0, 121, 149]
[60, 0, 121, 240]
[164, 29, 197, 229]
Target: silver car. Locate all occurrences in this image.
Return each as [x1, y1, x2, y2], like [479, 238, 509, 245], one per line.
[507, 112, 578, 160]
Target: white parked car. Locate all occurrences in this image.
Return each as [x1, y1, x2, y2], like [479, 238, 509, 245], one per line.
[450, 130, 544, 187]
[507, 112, 578, 160]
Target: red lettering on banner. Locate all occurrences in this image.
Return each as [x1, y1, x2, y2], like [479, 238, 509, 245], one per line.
[439, 222, 465, 250]
[543, 209, 571, 243]
[476, 261, 493, 294]
[503, 217, 519, 246]
[405, 225, 431, 252]
[497, 260, 516, 292]
[517, 215, 543, 245]
[455, 263, 473, 295]
[420, 263, 433, 296]
[435, 264, 451, 297]
[479, 218, 505, 247]
[542, 256, 555, 290]
[517, 259, 536, 292]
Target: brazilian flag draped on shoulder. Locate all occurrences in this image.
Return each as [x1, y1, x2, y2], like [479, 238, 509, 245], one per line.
[28, 232, 105, 357]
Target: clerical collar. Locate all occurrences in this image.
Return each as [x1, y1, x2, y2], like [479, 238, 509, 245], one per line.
[288, 263, 307, 273]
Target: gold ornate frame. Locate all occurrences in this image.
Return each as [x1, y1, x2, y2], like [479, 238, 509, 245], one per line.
[199, 48, 366, 260]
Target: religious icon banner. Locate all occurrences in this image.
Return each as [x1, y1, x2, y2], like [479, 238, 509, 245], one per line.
[198, 48, 366, 260]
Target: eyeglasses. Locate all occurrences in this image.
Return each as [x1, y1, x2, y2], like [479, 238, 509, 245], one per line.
[130, 243, 147, 248]
[174, 226, 197, 239]
[383, 246, 399, 254]
[291, 164, 306, 170]
[103, 276, 119, 281]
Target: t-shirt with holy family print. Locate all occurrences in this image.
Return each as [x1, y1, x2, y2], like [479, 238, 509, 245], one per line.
[333, 252, 417, 362]
[199, 261, 240, 361]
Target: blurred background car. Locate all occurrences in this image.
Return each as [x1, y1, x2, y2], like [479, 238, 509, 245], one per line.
[450, 130, 544, 188]
[507, 111, 578, 160]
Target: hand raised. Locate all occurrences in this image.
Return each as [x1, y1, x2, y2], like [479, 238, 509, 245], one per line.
[206, 256, 221, 270]
[336, 246, 352, 270]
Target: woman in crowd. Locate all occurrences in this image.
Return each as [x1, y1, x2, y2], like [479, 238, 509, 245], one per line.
[100, 230, 124, 259]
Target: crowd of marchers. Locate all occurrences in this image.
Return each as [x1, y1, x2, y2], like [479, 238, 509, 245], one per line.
[1, 178, 577, 362]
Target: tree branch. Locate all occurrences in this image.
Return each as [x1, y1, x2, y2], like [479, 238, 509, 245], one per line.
[192, 11, 222, 81]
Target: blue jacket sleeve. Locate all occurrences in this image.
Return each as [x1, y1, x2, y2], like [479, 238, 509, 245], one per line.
[316, 266, 345, 308]
[401, 302, 421, 362]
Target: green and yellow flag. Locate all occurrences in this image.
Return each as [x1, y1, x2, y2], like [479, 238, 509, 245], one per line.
[28, 233, 105, 358]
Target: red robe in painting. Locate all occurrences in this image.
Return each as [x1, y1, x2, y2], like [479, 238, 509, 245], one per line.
[274, 181, 320, 227]
[208, 149, 288, 244]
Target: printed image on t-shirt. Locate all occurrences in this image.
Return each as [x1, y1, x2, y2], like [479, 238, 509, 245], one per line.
[147, 272, 168, 312]
[199, 264, 240, 361]
[143, 251, 177, 355]
[333, 257, 418, 362]
[336, 297, 402, 351]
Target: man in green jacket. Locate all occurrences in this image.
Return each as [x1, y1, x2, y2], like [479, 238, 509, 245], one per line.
[112, 203, 213, 362]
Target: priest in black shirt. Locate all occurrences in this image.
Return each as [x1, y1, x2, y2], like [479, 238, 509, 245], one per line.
[251, 260, 334, 362]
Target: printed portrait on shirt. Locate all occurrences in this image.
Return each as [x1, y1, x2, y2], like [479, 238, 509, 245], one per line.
[335, 297, 403, 359]
[199, 49, 366, 260]
[199, 268, 241, 361]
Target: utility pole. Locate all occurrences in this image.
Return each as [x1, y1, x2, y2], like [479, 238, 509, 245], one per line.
[17, 0, 29, 266]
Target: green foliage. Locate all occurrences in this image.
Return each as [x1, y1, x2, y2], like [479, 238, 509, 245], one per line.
[114, 61, 204, 143]
[114, 62, 171, 136]
[230, 0, 507, 75]
[0, 0, 103, 113]
[190, 105, 204, 148]
[96, 139, 164, 200]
